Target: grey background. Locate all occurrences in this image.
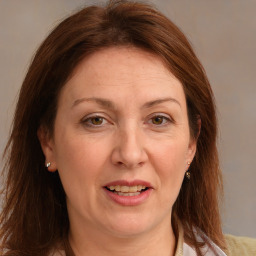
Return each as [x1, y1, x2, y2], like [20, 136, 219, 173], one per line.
[0, 0, 255, 237]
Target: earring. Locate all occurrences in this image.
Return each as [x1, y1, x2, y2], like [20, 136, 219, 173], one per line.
[46, 162, 51, 168]
[185, 162, 191, 180]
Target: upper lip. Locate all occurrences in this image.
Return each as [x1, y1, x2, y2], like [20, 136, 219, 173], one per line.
[104, 179, 153, 188]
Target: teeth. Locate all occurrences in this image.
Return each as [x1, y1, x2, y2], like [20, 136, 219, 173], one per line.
[122, 186, 129, 192]
[114, 191, 141, 196]
[129, 186, 137, 192]
[107, 185, 147, 193]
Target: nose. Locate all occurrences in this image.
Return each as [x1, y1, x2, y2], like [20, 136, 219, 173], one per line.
[111, 126, 148, 169]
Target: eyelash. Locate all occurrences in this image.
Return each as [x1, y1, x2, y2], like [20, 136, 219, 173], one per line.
[81, 113, 173, 128]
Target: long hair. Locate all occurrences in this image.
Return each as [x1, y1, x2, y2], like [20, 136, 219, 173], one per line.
[0, 1, 224, 255]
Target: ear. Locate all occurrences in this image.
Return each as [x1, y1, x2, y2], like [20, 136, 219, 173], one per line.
[37, 126, 57, 172]
[186, 137, 197, 164]
[195, 115, 201, 140]
[187, 116, 201, 163]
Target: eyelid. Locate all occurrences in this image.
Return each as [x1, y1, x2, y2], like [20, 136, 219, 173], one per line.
[148, 112, 173, 119]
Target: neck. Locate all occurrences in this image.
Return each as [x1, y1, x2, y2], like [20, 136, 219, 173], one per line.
[68, 218, 176, 256]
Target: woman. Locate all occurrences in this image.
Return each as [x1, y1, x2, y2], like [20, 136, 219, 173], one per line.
[0, 1, 255, 255]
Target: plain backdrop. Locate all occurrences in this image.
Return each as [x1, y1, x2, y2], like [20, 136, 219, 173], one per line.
[0, 0, 255, 237]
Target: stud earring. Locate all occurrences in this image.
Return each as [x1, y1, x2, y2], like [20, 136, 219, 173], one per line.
[46, 162, 51, 168]
[185, 162, 191, 180]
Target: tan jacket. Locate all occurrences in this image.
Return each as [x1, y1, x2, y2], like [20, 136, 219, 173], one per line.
[224, 234, 256, 256]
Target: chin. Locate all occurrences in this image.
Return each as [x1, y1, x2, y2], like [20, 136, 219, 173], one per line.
[103, 212, 156, 237]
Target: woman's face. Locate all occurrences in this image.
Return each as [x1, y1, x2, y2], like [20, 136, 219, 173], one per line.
[40, 47, 196, 238]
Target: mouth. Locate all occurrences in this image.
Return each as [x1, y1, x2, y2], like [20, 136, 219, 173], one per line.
[105, 185, 149, 196]
[103, 180, 153, 206]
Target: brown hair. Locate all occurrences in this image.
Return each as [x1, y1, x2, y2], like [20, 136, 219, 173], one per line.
[0, 1, 224, 255]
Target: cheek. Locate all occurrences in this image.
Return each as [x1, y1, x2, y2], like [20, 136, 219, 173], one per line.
[152, 140, 187, 173]
[53, 135, 109, 195]
[150, 140, 187, 196]
[55, 129, 108, 167]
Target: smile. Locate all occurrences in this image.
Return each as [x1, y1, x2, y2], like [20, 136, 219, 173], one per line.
[106, 185, 148, 196]
[104, 180, 153, 206]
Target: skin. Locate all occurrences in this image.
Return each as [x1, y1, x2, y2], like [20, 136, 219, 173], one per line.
[39, 47, 197, 256]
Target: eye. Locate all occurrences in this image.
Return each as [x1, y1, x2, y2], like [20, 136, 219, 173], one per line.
[82, 115, 108, 127]
[148, 114, 172, 126]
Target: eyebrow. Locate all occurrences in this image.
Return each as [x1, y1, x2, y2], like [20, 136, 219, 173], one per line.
[142, 97, 181, 109]
[72, 97, 181, 109]
[72, 97, 115, 109]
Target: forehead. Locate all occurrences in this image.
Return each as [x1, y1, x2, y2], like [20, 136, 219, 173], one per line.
[71, 46, 179, 83]
[60, 46, 186, 107]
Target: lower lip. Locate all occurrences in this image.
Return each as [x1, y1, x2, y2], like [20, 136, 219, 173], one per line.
[104, 188, 153, 206]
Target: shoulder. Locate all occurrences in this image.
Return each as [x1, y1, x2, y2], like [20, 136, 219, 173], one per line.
[224, 234, 256, 256]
